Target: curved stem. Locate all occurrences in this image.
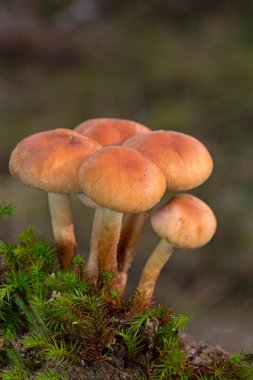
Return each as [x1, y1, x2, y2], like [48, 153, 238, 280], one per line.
[86, 208, 104, 280]
[117, 210, 150, 295]
[48, 193, 77, 268]
[98, 208, 123, 287]
[138, 238, 173, 298]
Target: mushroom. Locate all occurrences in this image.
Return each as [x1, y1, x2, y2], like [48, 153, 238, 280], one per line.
[9, 128, 101, 268]
[78, 146, 166, 288]
[118, 130, 213, 293]
[74, 117, 150, 146]
[75, 118, 150, 279]
[138, 194, 217, 298]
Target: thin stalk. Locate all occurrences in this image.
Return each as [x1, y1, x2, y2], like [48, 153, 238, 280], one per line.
[138, 238, 173, 298]
[117, 210, 150, 295]
[98, 208, 123, 287]
[48, 193, 77, 268]
[86, 208, 104, 281]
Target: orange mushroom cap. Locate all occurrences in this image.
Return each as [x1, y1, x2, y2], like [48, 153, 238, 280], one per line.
[79, 146, 166, 213]
[123, 130, 213, 191]
[9, 128, 102, 193]
[151, 194, 217, 249]
[74, 118, 150, 146]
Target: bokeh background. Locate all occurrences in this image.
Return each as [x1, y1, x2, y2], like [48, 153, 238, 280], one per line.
[0, 0, 253, 353]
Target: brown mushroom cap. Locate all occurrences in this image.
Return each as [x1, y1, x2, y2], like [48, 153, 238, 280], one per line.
[79, 146, 166, 213]
[123, 130, 213, 191]
[151, 194, 217, 249]
[74, 118, 150, 146]
[9, 128, 102, 193]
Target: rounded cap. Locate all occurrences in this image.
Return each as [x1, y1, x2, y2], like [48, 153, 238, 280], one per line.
[123, 130, 213, 191]
[79, 146, 166, 213]
[9, 128, 102, 193]
[74, 118, 150, 146]
[151, 194, 217, 249]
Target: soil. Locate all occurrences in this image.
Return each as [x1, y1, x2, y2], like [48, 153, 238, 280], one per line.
[15, 334, 228, 380]
[61, 334, 228, 379]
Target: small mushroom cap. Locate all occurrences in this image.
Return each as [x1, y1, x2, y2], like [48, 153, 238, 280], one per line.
[123, 130, 213, 191]
[9, 128, 102, 193]
[151, 194, 217, 249]
[74, 118, 150, 146]
[79, 146, 166, 213]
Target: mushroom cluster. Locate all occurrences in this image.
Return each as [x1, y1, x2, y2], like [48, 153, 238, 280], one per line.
[9, 118, 217, 299]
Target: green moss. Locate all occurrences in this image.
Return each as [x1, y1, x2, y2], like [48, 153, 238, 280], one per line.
[0, 223, 252, 379]
[0, 203, 16, 217]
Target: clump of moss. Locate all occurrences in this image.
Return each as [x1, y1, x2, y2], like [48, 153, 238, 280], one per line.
[0, 203, 16, 217]
[0, 227, 252, 379]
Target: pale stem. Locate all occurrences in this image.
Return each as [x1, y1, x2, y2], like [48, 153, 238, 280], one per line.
[48, 192, 77, 268]
[86, 207, 104, 281]
[117, 210, 150, 295]
[77, 193, 99, 208]
[98, 208, 123, 286]
[138, 238, 174, 299]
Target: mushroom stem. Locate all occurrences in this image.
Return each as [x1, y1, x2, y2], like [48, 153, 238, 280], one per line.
[138, 238, 173, 298]
[86, 207, 104, 280]
[48, 192, 77, 268]
[77, 193, 102, 280]
[117, 210, 150, 295]
[98, 208, 123, 286]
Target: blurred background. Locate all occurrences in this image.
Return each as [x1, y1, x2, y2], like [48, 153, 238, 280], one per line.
[0, 0, 253, 353]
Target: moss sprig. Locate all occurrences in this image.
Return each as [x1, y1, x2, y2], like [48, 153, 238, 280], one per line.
[0, 203, 16, 217]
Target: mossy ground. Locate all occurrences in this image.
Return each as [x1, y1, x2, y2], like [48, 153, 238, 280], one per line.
[0, 217, 252, 379]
